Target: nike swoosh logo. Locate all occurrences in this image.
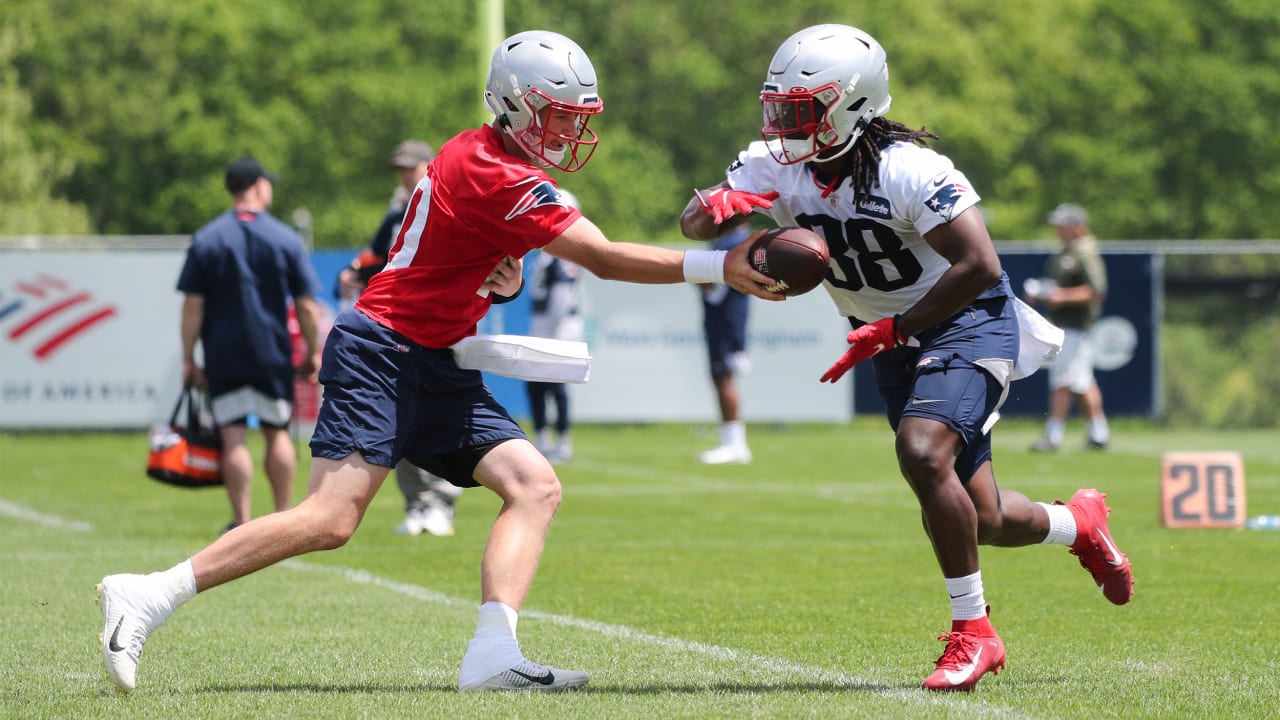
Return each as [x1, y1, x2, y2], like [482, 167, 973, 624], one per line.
[942, 646, 982, 685]
[932, 175, 947, 188]
[108, 618, 126, 653]
[1097, 528, 1126, 567]
[510, 668, 556, 686]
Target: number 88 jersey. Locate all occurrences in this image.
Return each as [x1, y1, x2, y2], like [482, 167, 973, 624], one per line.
[725, 140, 982, 324]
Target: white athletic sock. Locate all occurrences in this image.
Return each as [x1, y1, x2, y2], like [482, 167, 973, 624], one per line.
[945, 571, 986, 621]
[157, 559, 197, 606]
[1088, 416, 1110, 443]
[1038, 502, 1078, 545]
[458, 602, 523, 686]
[1045, 418, 1066, 445]
[721, 420, 746, 448]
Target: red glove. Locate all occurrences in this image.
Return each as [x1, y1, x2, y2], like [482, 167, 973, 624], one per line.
[694, 187, 780, 224]
[819, 317, 906, 383]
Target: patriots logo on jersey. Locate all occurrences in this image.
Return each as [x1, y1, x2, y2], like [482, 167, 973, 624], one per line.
[924, 182, 971, 220]
[505, 180, 571, 221]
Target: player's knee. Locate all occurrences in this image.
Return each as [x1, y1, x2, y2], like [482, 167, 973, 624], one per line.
[294, 502, 361, 550]
[488, 461, 562, 511]
[520, 469, 562, 509]
[896, 435, 951, 483]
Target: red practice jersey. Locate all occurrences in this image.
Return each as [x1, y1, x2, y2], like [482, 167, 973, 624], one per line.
[356, 125, 581, 348]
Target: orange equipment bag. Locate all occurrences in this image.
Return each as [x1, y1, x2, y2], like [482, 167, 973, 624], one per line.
[146, 385, 223, 488]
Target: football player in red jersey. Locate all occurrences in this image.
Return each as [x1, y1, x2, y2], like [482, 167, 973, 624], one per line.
[96, 30, 784, 695]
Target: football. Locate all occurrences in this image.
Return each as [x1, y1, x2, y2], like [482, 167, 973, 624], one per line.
[748, 227, 830, 296]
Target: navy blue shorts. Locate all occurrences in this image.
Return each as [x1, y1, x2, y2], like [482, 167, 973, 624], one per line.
[870, 293, 1018, 482]
[703, 288, 749, 377]
[309, 310, 526, 488]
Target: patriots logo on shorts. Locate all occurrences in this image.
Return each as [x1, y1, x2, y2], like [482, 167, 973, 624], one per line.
[924, 183, 971, 220]
[505, 180, 571, 221]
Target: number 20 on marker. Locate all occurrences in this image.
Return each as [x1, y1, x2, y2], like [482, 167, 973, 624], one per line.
[1160, 451, 1245, 529]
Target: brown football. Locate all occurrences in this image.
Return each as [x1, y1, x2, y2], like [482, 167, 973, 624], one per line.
[747, 227, 830, 296]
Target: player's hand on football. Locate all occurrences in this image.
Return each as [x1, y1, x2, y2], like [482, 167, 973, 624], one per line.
[820, 317, 906, 383]
[481, 255, 523, 297]
[695, 187, 780, 224]
[724, 233, 786, 301]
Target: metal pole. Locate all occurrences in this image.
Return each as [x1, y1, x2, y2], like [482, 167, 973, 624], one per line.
[477, 0, 504, 126]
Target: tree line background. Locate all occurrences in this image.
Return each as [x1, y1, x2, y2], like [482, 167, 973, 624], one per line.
[5, 0, 1279, 244]
[4, 0, 1280, 426]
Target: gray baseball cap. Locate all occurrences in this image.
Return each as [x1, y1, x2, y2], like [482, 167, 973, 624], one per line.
[1047, 203, 1089, 227]
[390, 140, 435, 168]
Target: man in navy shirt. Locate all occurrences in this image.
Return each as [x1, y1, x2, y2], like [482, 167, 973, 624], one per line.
[177, 156, 323, 533]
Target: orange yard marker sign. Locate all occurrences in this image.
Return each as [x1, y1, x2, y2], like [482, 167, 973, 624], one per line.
[1160, 451, 1245, 528]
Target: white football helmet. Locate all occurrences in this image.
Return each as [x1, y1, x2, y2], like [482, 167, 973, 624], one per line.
[760, 24, 893, 165]
[484, 30, 604, 172]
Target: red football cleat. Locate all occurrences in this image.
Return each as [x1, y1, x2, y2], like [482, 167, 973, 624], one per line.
[1062, 488, 1134, 605]
[921, 616, 1007, 692]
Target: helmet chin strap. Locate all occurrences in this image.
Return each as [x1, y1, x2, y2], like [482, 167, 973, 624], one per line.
[497, 118, 553, 167]
[815, 134, 858, 163]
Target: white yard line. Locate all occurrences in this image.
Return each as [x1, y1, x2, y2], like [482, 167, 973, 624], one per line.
[0, 499, 93, 531]
[283, 559, 1041, 720]
[8, 488, 1034, 717]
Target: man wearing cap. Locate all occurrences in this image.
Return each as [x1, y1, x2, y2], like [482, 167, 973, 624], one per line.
[337, 140, 463, 537]
[178, 156, 324, 532]
[1026, 203, 1111, 451]
[336, 140, 437, 309]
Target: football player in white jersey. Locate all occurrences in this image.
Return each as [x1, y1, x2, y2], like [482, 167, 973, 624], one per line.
[682, 23, 1134, 692]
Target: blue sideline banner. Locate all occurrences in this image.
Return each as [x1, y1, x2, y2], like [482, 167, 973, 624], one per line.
[853, 251, 1160, 418]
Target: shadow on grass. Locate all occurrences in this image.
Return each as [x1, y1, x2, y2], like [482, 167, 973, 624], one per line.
[178, 680, 919, 695]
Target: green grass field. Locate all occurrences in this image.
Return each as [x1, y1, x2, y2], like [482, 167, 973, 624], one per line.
[3, 419, 1279, 719]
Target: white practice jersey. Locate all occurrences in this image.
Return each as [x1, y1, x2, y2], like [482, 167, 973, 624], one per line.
[725, 140, 980, 323]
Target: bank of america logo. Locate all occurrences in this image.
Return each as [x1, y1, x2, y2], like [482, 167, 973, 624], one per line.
[0, 274, 119, 361]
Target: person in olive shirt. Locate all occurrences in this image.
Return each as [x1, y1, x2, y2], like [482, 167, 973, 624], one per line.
[1026, 203, 1111, 451]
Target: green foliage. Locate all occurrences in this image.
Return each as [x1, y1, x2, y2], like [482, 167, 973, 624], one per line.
[0, 17, 91, 234]
[5, 0, 1280, 244]
[1164, 316, 1280, 428]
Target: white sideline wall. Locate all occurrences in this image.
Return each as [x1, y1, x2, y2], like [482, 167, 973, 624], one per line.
[573, 274, 851, 422]
[1, 251, 187, 428]
[0, 249, 852, 428]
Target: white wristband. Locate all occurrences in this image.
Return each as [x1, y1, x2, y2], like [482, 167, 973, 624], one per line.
[682, 249, 727, 284]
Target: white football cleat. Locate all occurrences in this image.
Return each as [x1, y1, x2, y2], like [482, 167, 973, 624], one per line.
[460, 659, 589, 692]
[699, 443, 752, 465]
[394, 508, 427, 536]
[96, 574, 174, 692]
[419, 505, 455, 537]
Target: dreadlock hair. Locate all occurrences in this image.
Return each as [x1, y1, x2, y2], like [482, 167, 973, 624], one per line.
[848, 117, 939, 202]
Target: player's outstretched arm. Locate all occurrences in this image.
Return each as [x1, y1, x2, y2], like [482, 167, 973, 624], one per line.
[543, 216, 784, 301]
